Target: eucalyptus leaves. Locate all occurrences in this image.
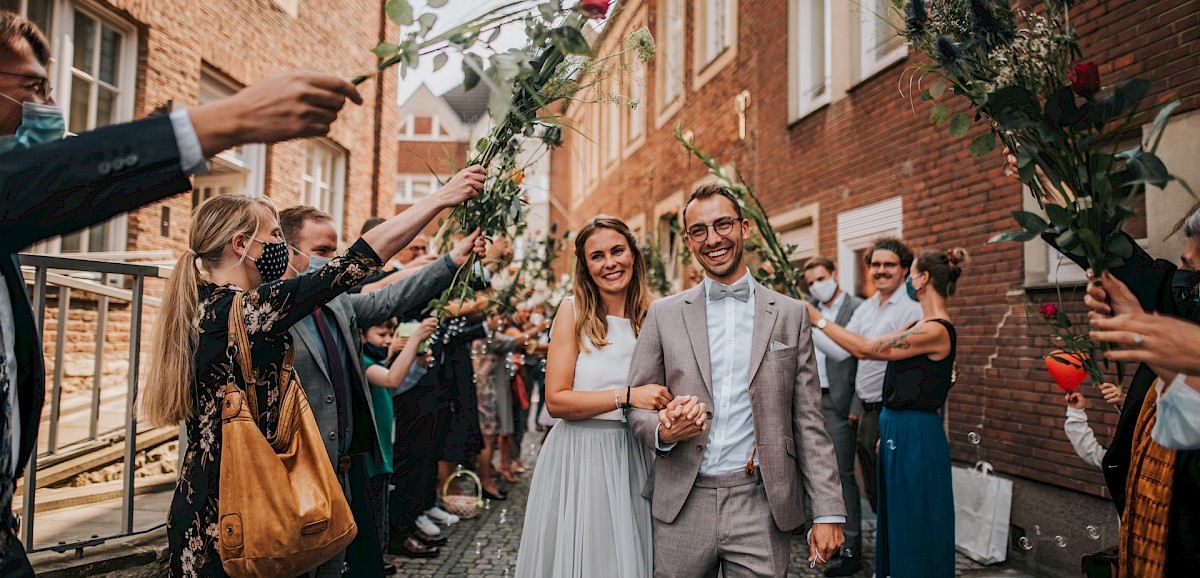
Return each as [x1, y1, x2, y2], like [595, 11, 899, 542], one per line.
[367, 1, 651, 316]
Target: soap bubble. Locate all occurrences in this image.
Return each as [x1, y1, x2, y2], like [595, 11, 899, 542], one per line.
[967, 432, 981, 445]
[475, 541, 483, 555]
[1018, 536, 1033, 551]
[1087, 525, 1101, 540]
[1033, 524, 1042, 536]
[1054, 535, 1067, 548]
[484, 498, 492, 510]
[885, 439, 897, 450]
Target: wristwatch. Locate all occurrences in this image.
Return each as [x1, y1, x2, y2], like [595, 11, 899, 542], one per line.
[814, 318, 827, 331]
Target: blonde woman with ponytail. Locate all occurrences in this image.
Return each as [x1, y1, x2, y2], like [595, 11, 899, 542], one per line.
[145, 166, 483, 578]
[515, 216, 671, 578]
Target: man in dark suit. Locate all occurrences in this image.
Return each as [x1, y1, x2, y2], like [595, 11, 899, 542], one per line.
[802, 257, 865, 577]
[279, 204, 485, 576]
[0, 11, 363, 573]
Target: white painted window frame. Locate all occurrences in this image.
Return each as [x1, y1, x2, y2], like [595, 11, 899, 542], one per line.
[858, 0, 907, 83]
[789, 0, 832, 121]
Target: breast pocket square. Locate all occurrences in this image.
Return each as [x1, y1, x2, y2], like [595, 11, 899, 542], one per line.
[769, 340, 794, 352]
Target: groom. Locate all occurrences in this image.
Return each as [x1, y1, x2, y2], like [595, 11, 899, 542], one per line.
[628, 184, 846, 577]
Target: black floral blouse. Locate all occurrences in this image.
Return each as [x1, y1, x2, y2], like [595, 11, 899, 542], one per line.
[167, 239, 380, 577]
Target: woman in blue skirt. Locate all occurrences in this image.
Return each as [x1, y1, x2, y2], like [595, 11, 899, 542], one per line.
[808, 247, 969, 578]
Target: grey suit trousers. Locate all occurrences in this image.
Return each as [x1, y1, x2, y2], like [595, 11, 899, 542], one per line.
[653, 472, 791, 578]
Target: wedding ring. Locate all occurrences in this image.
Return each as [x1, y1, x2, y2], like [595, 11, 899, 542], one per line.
[1132, 333, 1144, 346]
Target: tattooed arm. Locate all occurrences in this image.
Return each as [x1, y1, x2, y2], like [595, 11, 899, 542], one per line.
[804, 309, 951, 362]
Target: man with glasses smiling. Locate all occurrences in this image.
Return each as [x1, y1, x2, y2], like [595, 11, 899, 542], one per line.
[810, 237, 921, 516]
[628, 184, 845, 577]
[0, 10, 367, 573]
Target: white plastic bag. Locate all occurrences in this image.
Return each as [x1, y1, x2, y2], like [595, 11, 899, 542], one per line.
[952, 461, 1013, 565]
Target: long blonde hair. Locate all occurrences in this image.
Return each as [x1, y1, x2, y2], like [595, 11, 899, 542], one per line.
[572, 216, 652, 351]
[142, 194, 277, 426]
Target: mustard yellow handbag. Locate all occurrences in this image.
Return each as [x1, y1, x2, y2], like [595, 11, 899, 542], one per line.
[217, 292, 357, 577]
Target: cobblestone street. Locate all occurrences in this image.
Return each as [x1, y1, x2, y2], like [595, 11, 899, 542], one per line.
[386, 439, 1033, 578]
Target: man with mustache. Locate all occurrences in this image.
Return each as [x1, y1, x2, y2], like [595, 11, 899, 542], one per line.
[628, 184, 845, 577]
[813, 238, 921, 513]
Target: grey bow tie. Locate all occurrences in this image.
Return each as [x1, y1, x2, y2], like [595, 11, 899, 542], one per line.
[708, 281, 750, 302]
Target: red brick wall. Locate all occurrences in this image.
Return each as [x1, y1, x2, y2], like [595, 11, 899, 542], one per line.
[550, 0, 1199, 498]
[103, 0, 401, 253]
[396, 139, 470, 175]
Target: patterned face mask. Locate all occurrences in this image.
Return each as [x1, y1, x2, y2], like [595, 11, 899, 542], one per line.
[250, 239, 289, 283]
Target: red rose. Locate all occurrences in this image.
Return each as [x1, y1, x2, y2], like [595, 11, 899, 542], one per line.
[1040, 303, 1059, 318]
[579, 0, 611, 18]
[1068, 62, 1101, 98]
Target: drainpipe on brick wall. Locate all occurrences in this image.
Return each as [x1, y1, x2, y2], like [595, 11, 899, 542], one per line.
[369, 0, 387, 217]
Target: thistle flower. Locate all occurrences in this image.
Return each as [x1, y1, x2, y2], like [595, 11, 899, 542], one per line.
[969, 0, 999, 34]
[936, 35, 959, 62]
[906, 0, 928, 38]
[625, 26, 656, 63]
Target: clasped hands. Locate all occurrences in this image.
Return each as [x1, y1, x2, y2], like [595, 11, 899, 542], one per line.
[655, 394, 710, 445]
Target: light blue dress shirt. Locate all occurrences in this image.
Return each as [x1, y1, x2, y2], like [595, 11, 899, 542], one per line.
[657, 271, 846, 525]
[699, 273, 758, 475]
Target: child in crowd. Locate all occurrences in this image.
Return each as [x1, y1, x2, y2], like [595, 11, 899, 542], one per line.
[361, 316, 439, 561]
[1063, 383, 1125, 468]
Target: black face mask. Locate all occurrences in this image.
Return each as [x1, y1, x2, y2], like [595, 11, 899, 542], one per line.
[251, 239, 289, 283]
[1173, 269, 1200, 322]
[363, 342, 391, 364]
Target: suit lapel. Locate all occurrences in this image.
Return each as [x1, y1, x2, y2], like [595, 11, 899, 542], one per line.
[747, 283, 778, 385]
[681, 285, 713, 396]
[292, 317, 333, 384]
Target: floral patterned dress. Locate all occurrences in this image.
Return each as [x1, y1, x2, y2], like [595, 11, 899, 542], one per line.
[167, 239, 380, 577]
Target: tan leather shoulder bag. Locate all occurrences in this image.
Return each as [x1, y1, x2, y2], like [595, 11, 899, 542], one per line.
[217, 292, 357, 577]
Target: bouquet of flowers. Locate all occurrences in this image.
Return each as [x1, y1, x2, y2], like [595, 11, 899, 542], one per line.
[892, 0, 1191, 275]
[893, 0, 1192, 388]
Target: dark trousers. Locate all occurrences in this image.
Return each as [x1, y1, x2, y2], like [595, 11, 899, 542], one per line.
[369, 474, 390, 556]
[345, 457, 385, 578]
[389, 389, 446, 538]
[856, 405, 882, 513]
[0, 534, 33, 577]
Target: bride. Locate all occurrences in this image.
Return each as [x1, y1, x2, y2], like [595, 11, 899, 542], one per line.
[515, 216, 675, 577]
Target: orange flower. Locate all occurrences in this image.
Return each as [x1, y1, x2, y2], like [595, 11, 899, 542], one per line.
[511, 169, 525, 185]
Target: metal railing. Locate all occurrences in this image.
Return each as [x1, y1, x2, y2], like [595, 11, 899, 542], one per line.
[18, 253, 170, 554]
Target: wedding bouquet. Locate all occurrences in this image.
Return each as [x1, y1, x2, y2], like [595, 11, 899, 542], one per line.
[891, 0, 1190, 274]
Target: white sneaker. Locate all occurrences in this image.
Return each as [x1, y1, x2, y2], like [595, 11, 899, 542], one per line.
[425, 506, 460, 525]
[415, 514, 441, 536]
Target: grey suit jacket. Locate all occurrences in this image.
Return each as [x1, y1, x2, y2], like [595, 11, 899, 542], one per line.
[822, 293, 863, 418]
[628, 281, 846, 531]
[289, 257, 454, 469]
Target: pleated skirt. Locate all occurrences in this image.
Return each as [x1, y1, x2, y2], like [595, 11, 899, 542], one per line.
[877, 407, 956, 578]
[515, 419, 654, 578]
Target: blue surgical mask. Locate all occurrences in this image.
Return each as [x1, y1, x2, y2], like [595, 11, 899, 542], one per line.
[0, 93, 65, 154]
[905, 275, 921, 301]
[1151, 374, 1200, 450]
[304, 254, 332, 276]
